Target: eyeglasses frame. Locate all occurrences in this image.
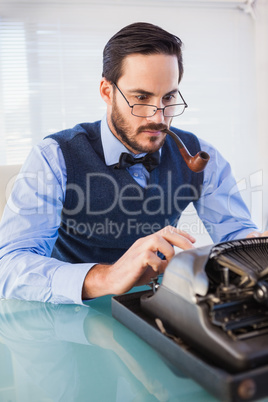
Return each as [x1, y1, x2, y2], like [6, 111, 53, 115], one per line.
[112, 82, 188, 118]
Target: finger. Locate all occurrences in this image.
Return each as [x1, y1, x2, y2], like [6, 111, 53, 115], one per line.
[143, 253, 168, 274]
[246, 231, 261, 238]
[138, 226, 195, 263]
[156, 259, 168, 274]
[159, 225, 196, 244]
[134, 260, 168, 287]
[142, 234, 176, 262]
[159, 226, 196, 251]
[246, 231, 268, 239]
[141, 232, 193, 265]
[170, 226, 196, 243]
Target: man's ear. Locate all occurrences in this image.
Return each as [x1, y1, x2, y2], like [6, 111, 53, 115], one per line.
[100, 78, 113, 105]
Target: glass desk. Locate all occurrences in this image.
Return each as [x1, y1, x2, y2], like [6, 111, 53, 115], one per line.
[0, 291, 267, 402]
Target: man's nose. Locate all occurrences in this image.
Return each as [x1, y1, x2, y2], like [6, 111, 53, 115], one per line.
[146, 107, 165, 124]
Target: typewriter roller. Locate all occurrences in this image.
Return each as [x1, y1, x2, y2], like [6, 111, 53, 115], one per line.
[140, 237, 268, 373]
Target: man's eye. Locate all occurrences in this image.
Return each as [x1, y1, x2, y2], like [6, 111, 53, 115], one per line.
[163, 95, 175, 102]
[136, 95, 148, 101]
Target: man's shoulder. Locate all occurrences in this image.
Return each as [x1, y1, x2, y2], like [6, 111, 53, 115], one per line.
[45, 121, 101, 143]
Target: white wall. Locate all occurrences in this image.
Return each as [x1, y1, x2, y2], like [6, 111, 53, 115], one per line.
[0, 0, 267, 237]
[255, 0, 268, 231]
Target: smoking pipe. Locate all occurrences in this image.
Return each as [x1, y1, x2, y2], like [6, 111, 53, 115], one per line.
[164, 128, 210, 173]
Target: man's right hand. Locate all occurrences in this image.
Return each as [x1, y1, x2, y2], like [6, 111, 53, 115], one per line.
[82, 225, 195, 299]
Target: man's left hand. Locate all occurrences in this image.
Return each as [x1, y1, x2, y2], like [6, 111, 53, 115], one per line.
[246, 230, 268, 238]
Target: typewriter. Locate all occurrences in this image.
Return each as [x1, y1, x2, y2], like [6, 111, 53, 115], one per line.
[112, 237, 268, 401]
[140, 237, 268, 374]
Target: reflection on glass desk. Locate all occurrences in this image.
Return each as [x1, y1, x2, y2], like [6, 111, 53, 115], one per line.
[0, 290, 267, 402]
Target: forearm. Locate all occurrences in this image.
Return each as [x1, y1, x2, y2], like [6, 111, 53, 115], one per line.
[82, 264, 113, 299]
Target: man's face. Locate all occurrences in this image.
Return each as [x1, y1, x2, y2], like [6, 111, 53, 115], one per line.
[107, 53, 180, 154]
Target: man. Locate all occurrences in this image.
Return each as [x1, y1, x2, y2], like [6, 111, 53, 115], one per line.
[0, 22, 265, 304]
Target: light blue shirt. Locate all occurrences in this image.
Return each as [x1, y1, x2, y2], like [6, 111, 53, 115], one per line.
[0, 116, 258, 305]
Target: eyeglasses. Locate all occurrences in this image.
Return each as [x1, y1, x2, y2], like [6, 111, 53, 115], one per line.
[113, 83, 188, 118]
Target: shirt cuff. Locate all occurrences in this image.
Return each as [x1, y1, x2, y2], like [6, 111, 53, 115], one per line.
[51, 262, 95, 305]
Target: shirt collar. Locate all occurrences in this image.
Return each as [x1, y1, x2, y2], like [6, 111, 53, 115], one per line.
[100, 115, 162, 166]
[101, 115, 129, 166]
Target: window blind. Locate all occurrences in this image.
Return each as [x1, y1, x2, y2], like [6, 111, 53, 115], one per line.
[0, 15, 106, 165]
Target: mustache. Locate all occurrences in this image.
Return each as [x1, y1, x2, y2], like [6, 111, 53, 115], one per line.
[137, 123, 168, 134]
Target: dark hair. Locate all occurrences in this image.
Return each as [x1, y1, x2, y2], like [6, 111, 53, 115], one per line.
[102, 22, 184, 84]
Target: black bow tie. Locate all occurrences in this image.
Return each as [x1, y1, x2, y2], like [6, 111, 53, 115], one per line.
[114, 151, 160, 173]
